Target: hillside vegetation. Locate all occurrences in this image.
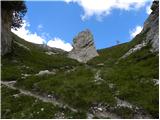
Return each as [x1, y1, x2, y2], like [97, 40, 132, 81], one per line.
[1, 32, 159, 118]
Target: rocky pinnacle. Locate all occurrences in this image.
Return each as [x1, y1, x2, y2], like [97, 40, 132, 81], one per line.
[68, 29, 98, 63]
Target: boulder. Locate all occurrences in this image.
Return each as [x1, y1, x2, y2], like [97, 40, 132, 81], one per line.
[68, 29, 98, 63]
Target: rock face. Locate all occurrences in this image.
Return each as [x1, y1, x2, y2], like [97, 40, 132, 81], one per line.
[121, 41, 147, 59]
[1, 8, 12, 56]
[142, 0, 159, 52]
[68, 29, 98, 63]
[120, 1, 159, 59]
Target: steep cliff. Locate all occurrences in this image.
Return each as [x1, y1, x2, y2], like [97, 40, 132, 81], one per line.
[118, 1, 159, 59]
[142, 0, 159, 52]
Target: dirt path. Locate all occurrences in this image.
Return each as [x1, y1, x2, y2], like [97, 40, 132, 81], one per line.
[1, 80, 151, 119]
[1, 81, 121, 119]
[91, 69, 151, 119]
[1, 81, 77, 113]
[94, 70, 103, 82]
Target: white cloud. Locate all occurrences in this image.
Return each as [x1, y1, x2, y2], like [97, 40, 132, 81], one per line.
[11, 20, 72, 51]
[11, 20, 46, 44]
[146, 6, 152, 14]
[38, 24, 43, 29]
[47, 37, 73, 51]
[64, 0, 151, 21]
[41, 32, 51, 40]
[130, 25, 143, 38]
[146, 4, 152, 15]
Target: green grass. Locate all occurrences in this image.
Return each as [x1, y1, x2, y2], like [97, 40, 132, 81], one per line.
[2, 33, 81, 81]
[1, 85, 86, 119]
[1, 65, 21, 81]
[87, 31, 148, 67]
[87, 31, 158, 118]
[101, 45, 159, 118]
[112, 107, 134, 118]
[15, 66, 116, 111]
[2, 31, 159, 118]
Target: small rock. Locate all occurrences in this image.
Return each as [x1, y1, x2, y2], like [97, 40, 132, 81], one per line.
[13, 93, 21, 98]
[97, 107, 103, 111]
[152, 79, 159, 85]
[108, 83, 114, 89]
[87, 113, 94, 119]
[36, 70, 55, 76]
[116, 97, 133, 108]
[47, 94, 52, 98]
[22, 74, 30, 77]
[97, 63, 104, 66]
[41, 108, 44, 111]
[35, 99, 38, 103]
[45, 51, 57, 55]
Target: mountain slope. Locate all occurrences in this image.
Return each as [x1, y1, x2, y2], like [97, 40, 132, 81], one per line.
[2, 30, 158, 119]
[2, 32, 81, 80]
[1, 1, 159, 119]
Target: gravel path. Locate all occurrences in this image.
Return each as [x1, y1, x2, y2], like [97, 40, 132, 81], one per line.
[1, 81, 77, 113]
[1, 80, 152, 119]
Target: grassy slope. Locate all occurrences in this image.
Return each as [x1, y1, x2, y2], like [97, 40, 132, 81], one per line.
[2, 33, 116, 118]
[88, 32, 159, 118]
[1, 85, 86, 119]
[1, 32, 159, 118]
[1, 33, 86, 118]
[2, 33, 81, 81]
[15, 66, 116, 111]
[87, 31, 148, 67]
[101, 46, 159, 118]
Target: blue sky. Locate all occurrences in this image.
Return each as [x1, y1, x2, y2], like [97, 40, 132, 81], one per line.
[12, 0, 153, 51]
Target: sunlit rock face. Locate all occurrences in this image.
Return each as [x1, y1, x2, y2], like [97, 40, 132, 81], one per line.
[68, 29, 98, 63]
[142, 0, 159, 52]
[121, 0, 159, 59]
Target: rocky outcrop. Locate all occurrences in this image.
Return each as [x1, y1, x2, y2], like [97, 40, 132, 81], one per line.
[121, 41, 147, 59]
[1, 8, 12, 56]
[142, 0, 159, 52]
[68, 29, 98, 63]
[120, 1, 159, 59]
